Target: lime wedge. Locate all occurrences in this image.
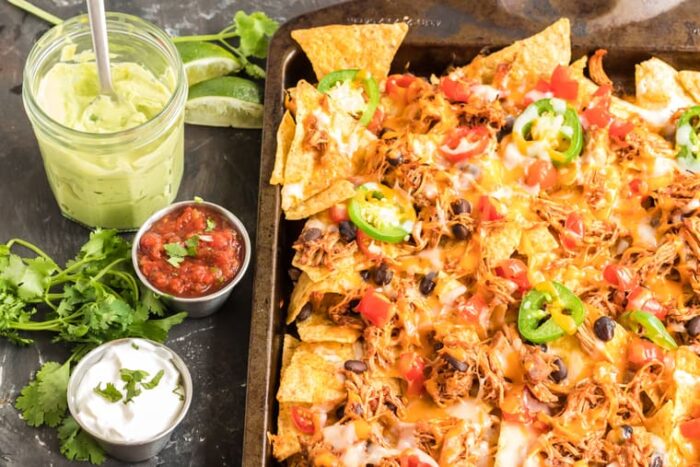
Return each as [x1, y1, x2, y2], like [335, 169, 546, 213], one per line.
[176, 42, 242, 86]
[185, 76, 264, 128]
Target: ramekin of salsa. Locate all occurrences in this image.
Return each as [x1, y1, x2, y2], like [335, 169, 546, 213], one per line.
[133, 200, 251, 318]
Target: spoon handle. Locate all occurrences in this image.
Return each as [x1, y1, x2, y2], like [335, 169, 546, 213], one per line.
[86, 0, 114, 96]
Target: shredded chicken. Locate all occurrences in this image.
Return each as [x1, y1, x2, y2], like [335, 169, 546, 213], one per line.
[293, 229, 357, 271]
[588, 49, 613, 87]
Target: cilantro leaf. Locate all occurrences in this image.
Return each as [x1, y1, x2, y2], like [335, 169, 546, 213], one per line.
[185, 236, 199, 256]
[234, 11, 279, 58]
[205, 218, 216, 232]
[58, 416, 105, 464]
[120, 368, 149, 403]
[128, 311, 188, 343]
[16, 360, 70, 427]
[164, 242, 188, 268]
[142, 369, 164, 390]
[93, 383, 123, 403]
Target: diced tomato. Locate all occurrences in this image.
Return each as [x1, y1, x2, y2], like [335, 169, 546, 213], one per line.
[399, 455, 432, 467]
[457, 293, 489, 322]
[549, 65, 579, 101]
[477, 196, 504, 221]
[439, 76, 472, 102]
[356, 289, 393, 327]
[627, 338, 664, 367]
[356, 230, 382, 259]
[560, 212, 584, 250]
[582, 85, 612, 129]
[534, 79, 551, 93]
[495, 259, 531, 292]
[329, 203, 349, 223]
[290, 406, 316, 434]
[525, 159, 558, 190]
[610, 120, 634, 141]
[367, 106, 385, 134]
[628, 178, 648, 197]
[386, 74, 416, 98]
[603, 264, 637, 292]
[681, 418, 700, 440]
[397, 352, 426, 397]
[439, 126, 490, 163]
[627, 287, 667, 320]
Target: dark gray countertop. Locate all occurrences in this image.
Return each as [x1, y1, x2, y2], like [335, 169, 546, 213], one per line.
[0, 1, 339, 465]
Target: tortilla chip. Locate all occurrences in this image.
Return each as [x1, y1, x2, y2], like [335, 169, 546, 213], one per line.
[270, 111, 295, 185]
[285, 179, 355, 221]
[281, 81, 373, 212]
[281, 334, 301, 373]
[287, 269, 364, 324]
[480, 220, 522, 266]
[635, 58, 693, 110]
[679, 70, 700, 104]
[464, 18, 570, 84]
[518, 224, 558, 257]
[668, 347, 700, 462]
[291, 23, 408, 80]
[297, 306, 361, 343]
[276, 341, 353, 404]
[269, 403, 303, 460]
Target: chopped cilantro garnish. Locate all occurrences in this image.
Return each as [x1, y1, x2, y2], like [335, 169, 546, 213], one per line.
[93, 383, 123, 403]
[205, 218, 216, 232]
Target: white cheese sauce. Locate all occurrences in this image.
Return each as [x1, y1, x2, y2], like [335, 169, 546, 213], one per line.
[73, 339, 184, 443]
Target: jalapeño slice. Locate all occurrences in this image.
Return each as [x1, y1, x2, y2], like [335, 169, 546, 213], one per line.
[518, 281, 585, 344]
[513, 98, 583, 166]
[620, 310, 678, 351]
[317, 69, 380, 126]
[348, 183, 416, 244]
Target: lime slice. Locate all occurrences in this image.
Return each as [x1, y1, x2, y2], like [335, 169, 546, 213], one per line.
[176, 42, 242, 86]
[185, 76, 264, 128]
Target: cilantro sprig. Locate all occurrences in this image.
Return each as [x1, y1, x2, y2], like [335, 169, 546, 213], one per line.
[7, 1, 278, 79]
[164, 236, 199, 268]
[3, 230, 187, 464]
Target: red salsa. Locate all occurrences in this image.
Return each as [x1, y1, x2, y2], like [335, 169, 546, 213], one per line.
[138, 205, 243, 297]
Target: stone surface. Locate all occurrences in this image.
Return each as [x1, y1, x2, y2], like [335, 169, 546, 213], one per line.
[0, 1, 339, 466]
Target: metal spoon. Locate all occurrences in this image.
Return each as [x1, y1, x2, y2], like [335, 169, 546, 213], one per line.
[86, 0, 115, 97]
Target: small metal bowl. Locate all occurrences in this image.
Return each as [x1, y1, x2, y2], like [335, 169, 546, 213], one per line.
[132, 200, 251, 318]
[67, 338, 193, 462]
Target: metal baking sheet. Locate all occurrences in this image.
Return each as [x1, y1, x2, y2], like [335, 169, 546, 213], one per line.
[243, 0, 700, 464]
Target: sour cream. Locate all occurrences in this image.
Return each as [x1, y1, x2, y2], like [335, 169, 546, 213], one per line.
[72, 339, 185, 443]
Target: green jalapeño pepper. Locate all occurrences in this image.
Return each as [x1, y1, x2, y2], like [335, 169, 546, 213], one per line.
[676, 105, 700, 171]
[513, 98, 583, 166]
[518, 281, 585, 344]
[620, 310, 678, 351]
[348, 183, 416, 243]
[317, 69, 380, 126]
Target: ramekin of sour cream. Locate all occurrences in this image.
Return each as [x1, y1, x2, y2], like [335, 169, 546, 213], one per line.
[67, 338, 192, 462]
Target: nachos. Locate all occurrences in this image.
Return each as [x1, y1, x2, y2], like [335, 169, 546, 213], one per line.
[269, 19, 700, 466]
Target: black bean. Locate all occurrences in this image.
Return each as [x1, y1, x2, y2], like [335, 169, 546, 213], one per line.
[687, 316, 700, 337]
[419, 272, 437, 295]
[538, 343, 548, 352]
[348, 298, 360, 312]
[621, 424, 633, 441]
[387, 150, 404, 166]
[301, 228, 322, 242]
[296, 303, 312, 322]
[443, 353, 468, 372]
[549, 358, 568, 383]
[451, 223, 470, 240]
[641, 196, 656, 210]
[344, 360, 368, 373]
[649, 454, 663, 467]
[433, 342, 444, 351]
[338, 221, 357, 242]
[335, 404, 346, 419]
[450, 199, 471, 215]
[372, 263, 393, 286]
[594, 316, 615, 342]
[359, 269, 371, 282]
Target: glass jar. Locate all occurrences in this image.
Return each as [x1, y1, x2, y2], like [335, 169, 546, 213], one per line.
[22, 13, 186, 230]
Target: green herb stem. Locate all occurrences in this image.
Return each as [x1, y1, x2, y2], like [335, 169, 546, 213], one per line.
[7, 0, 62, 25]
[172, 30, 238, 43]
[6, 238, 60, 267]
